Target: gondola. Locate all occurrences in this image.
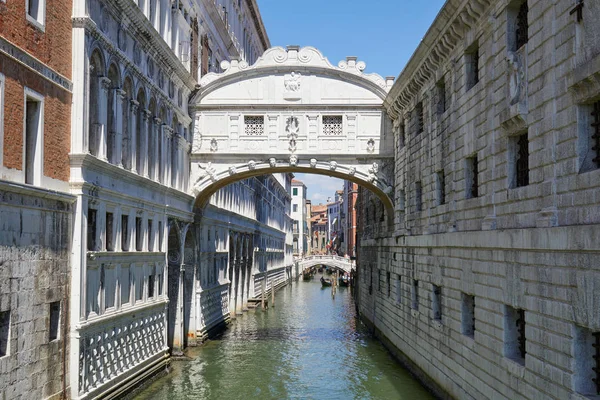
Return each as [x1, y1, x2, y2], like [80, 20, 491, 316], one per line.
[339, 275, 350, 287]
[303, 271, 313, 281]
[320, 276, 332, 287]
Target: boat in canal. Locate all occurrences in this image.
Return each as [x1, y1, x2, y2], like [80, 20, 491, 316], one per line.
[320, 276, 332, 287]
[339, 274, 350, 287]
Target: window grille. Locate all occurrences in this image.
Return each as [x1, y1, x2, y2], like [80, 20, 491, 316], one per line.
[432, 285, 442, 320]
[437, 170, 446, 205]
[516, 133, 529, 187]
[516, 309, 526, 359]
[415, 181, 423, 211]
[466, 46, 480, 91]
[386, 272, 391, 297]
[467, 156, 479, 198]
[516, 1, 529, 49]
[416, 102, 424, 134]
[437, 80, 447, 114]
[322, 115, 343, 135]
[593, 332, 600, 394]
[592, 101, 600, 168]
[412, 280, 419, 310]
[244, 116, 264, 135]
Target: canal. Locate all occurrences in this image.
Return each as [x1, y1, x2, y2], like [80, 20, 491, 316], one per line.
[135, 274, 434, 399]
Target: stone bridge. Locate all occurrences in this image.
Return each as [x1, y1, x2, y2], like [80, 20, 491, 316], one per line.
[297, 255, 355, 274]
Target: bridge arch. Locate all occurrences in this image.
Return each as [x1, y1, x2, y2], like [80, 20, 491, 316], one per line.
[297, 255, 355, 275]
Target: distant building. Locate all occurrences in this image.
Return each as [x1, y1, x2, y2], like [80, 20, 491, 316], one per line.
[342, 181, 359, 258]
[327, 200, 341, 254]
[305, 199, 312, 255]
[310, 204, 328, 253]
[291, 179, 307, 256]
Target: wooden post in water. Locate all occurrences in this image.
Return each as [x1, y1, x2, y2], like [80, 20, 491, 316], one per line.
[271, 276, 275, 308]
[261, 277, 266, 310]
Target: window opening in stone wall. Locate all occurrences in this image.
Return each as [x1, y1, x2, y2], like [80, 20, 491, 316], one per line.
[398, 189, 406, 212]
[369, 265, 373, 295]
[466, 155, 479, 198]
[396, 275, 402, 304]
[135, 217, 143, 251]
[106, 212, 114, 251]
[24, 97, 42, 185]
[49, 301, 60, 341]
[322, 115, 343, 135]
[466, 43, 480, 91]
[87, 208, 97, 251]
[158, 221, 163, 252]
[574, 326, 600, 396]
[436, 79, 447, 114]
[148, 265, 155, 298]
[515, 1, 529, 50]
[121, 266, 131, 305]
[244, 116, 264, 135]
[415, 181, 423, 211]
[462, 293, 475, 338]
[580, 101, 600, 173]
[412, 279, 419, 310]
[436, 170, 446, 205]
[416, 102, 424, 134]
[0, 311, 10, 357]
[378, 269, 382, 292]
[515, 133, 529, 187]
[504, 305, 526, 363]
[121, 215, 129, 251]
[432, 285, 442, 321]
[386, 271, 391, 297]
[135, 266, 143, 301]
[148, 219, 154, 251]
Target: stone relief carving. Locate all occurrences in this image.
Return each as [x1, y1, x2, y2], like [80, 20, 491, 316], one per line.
[367, 138, 375, 153]
[269, 158, 277, 167]
[195, 162, 218, 184]
[348, 167, 356, 175]
[329, 161, 337, 171]
[289, 138, 297, 152]
[229, 166, 237, 175]
[247, 160, 256, 170]
[286, 116, 299, 139]
[210, 139, 218, 152]
[310, 158, 317, 168]
[289, 155, 298, 166]
[284, 72, 301, 92]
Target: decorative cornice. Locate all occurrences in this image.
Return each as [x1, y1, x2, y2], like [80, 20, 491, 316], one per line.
[384, 0, 492, 119]
[196, 46, 393, 101]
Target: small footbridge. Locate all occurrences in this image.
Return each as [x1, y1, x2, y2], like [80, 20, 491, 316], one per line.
[297, 255, 355, 274]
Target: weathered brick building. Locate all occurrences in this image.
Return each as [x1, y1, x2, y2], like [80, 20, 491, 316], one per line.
[357, 0, 600, 399]
[0, 0, 74, 398]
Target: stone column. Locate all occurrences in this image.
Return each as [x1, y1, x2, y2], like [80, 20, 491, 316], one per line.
[114, 89, 126, 167]
[158, 124, 166, 184]
[129, 100, 139, 174]
[152, 118, 161, 182]
[142, 109, 152, 178]
[164, 127, 173, 187]
[98, 77, 111, 161]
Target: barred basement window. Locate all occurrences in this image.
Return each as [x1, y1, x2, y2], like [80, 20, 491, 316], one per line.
[462, 293, 475, 338]
[411, 279, 419, 310]
[515, 1, 529, 50]
[244, 116, 264, 135]
[432, 285, 442, 321]
[436, 79, 447, 114]
[386, 271, 391, 297]
[0, 310, 10, 357]
[395, 275, 402, 304]
[415, 181, 423, 211]
[323, 115, 343, 135]
[574, 326, 600, 396]
[504, 305, 526, 362]
[87, 208, 97, 251]
[466, 155, 479, 199]
[49, 301, 60, 341]
[515, 133, 529, 187]
[466, 43, 480, 91]
[436, 170, 446, 205]
[579, 101, 600, 173]
[121, 214, 129, 251]
[416, 102, 424, 134]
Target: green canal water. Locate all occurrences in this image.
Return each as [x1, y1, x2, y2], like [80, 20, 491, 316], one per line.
[135, 275, 434, 400]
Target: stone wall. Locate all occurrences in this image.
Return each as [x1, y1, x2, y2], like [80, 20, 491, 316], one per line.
[358, 0, 600, 399]
[0, 181, 74, 400]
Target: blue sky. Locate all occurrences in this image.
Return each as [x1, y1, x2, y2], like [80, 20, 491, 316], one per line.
[256, 0, 446, 203]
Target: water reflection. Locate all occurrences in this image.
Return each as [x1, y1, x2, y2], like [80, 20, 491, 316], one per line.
[135, 275, 434, 400]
